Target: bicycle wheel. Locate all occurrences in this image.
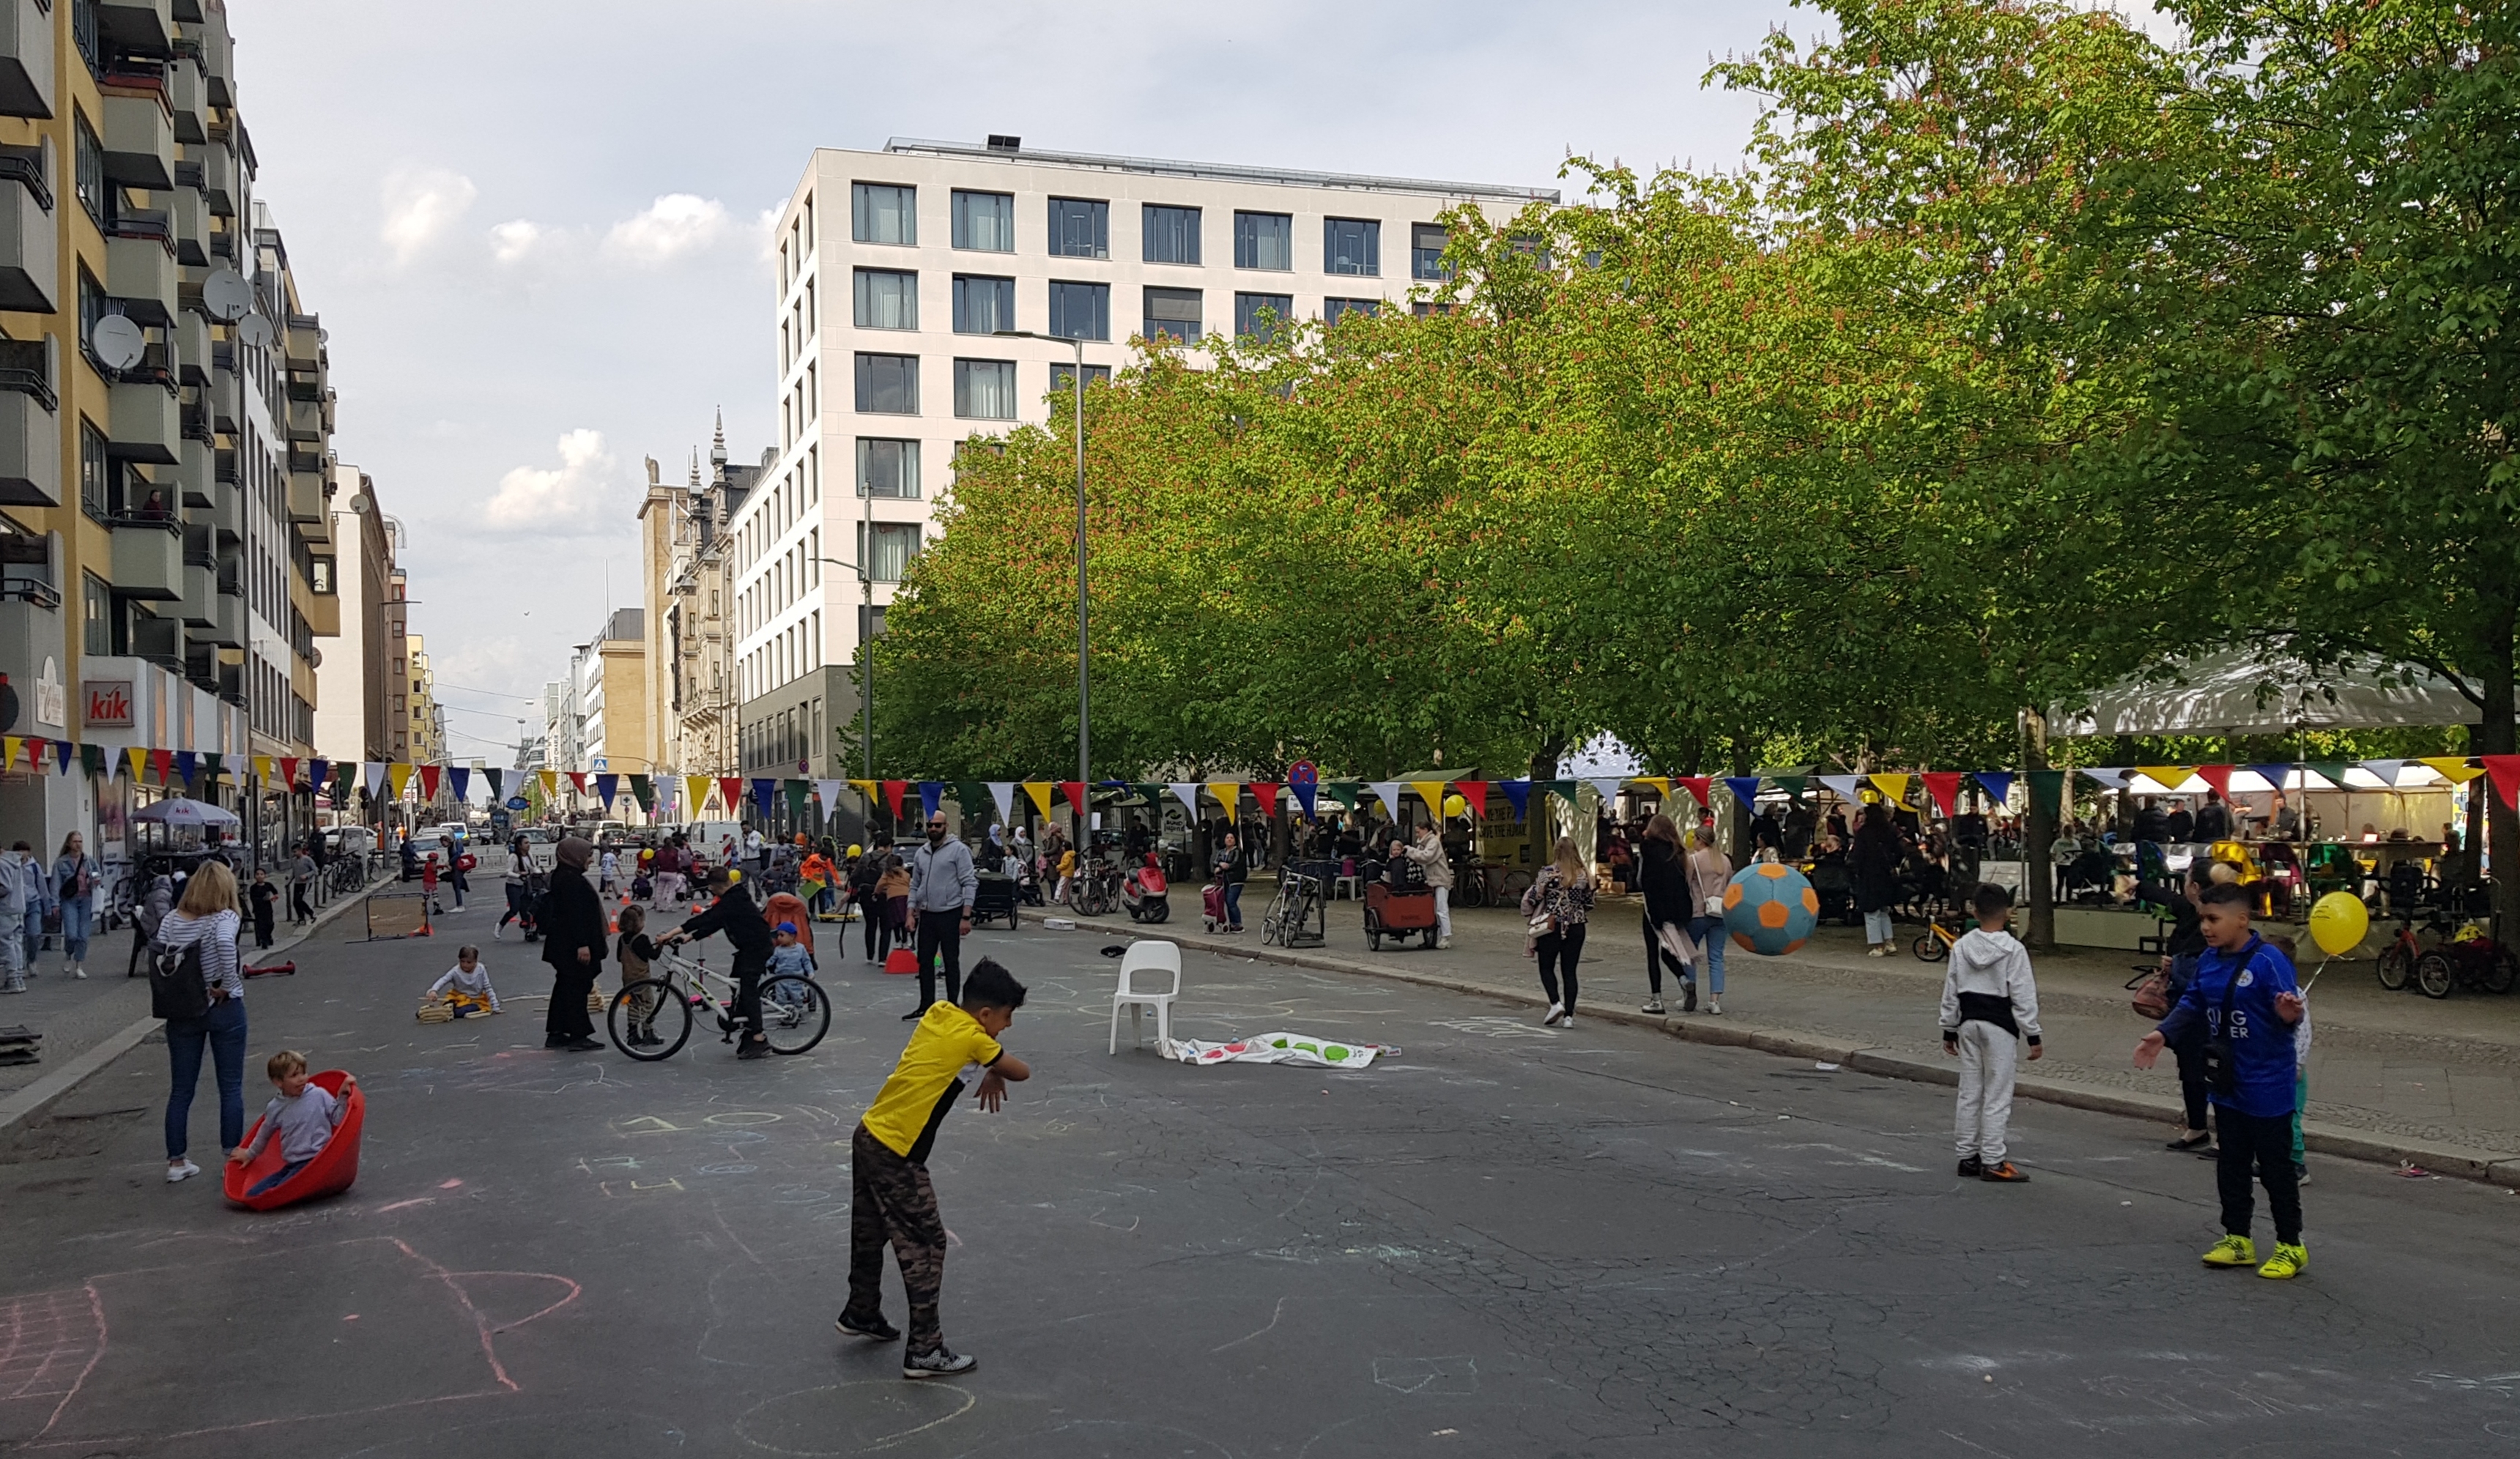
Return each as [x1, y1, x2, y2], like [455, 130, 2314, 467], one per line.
[2415, 951, 2456, 1000]
[2486, 947, 2519, 996]
[1911, 930, 1947, 962]
[1500, 869, 1534, 900]
[609, 977, 692, 1059]
[2376, 940, 2414, 991]
[759, 975, 830, 1055]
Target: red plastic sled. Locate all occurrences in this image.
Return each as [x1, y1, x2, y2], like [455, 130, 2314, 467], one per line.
[883, 948, 918, 976]
[223, 1069, 366, 1211]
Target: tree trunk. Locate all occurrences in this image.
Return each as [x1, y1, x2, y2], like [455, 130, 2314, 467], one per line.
[2023, 707, 2056, 951]
[2479, 617, 2517, 938]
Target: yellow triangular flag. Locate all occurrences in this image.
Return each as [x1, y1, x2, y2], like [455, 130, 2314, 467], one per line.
[253, 755, 275, 784]
[1634, 776, 1670, 800]
[127, 747, 149, 782]
[538, 770, 558, 799]
[1410, 780, 1449, 815]
[2420, 756, 2486, 784]
[0, 737, 18, 771]
[686, 776, 713, 813]
[2135, 765, 2195, 791]
[388, 763, 416, 799]
[1869, 772, 1911, 807]
[848, 779, 877, 805]
[1022, 782, 1055, 818]
[1206, 781, 1241, 813]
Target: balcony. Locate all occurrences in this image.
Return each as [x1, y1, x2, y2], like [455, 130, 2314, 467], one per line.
[169, 179, 205, 266]
[100, 91, 174, 191]
[176, 310, 207, 385]
[205, 367, 235, 434]
[286, 316, 321, 369]
[211, 472, 239, 543]
[108, 379, 179, 464]
[0, 341, 58, 508]
[166, 54, 204, 143]
[201, 587, 243, 649]
[98, 0, 175, 57]
[180, 562, 214, 627]
[183, 7, 232, 106]
[195, 138, 232, 217]
[286, 468, 327, 524]
[284, 395, 325, 444]
[109, 516, 183, 601]
[0, 0, 51, 119]
[107, 233, 177, 326]
[176, 435, 210, 507]
[0, 162, 52, 313]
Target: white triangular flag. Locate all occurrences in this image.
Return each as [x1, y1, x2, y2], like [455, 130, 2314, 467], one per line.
[1587, 776, 1626, 806]
[815, 779, 845, 817]
[987, 782, 1015, 823]
[1368, 781, 1406, 817]
[1816, 773, 1864, 799]
[1170, 782, 1199, 817]
[363, 761, 388, 799]
[2359, 759, 2406, 787]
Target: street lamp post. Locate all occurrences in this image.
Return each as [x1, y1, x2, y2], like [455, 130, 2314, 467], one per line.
[812, 555, 876, 785]
[994, 330, 1092, 846]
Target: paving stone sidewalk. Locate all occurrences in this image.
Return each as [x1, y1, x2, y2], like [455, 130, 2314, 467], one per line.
[1061, 880, 2520, 1181]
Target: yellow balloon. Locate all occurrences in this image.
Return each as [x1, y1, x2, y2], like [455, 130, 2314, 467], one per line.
[2308, 891, 2368, 957]
[1442, 794, 1468, 817]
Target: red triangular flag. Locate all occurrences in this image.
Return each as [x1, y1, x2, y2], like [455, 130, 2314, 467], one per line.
[882, 780, 908, 819]
[22, 738, 40, 772]
[419, 765, 442, 800]
[279, 757, 300, 789]
[2486, 756, 2520, 810]
[2197, 764, 2235, 798]
[1060, 781, 1087, 816]
[1922, 771, 1963, 817]
[1456, 780, 1489, 818]
[1676, 776, 1712, 809]
[1250, 782, 1281, 816]
[149, 749, 173, 784]
[568, 771, 590, 795]
[718, 776, 744, 813]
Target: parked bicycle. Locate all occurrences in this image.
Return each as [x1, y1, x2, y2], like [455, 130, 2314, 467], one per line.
[1261, 872, 1327, 948]
[606, 948, 831, 1061]
[1069, 857, 1123, 918]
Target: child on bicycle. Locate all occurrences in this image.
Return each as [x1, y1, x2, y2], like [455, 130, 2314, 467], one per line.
[839, 957, 1031, 1378]
[425, 945, 502, 1016]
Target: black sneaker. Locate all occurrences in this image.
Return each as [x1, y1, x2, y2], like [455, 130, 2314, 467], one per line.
[903, 1347, 976, 1380]
[837, 1312, 900, 1342]
[1680, 981, 1698, 1014]
[1957, 1156, 1983, 1178]
[563, 1036, 603, 1052]
[736, 1039, 771, 1061]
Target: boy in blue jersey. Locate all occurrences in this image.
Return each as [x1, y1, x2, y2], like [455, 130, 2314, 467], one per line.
[2135, 880, 2308, 1278]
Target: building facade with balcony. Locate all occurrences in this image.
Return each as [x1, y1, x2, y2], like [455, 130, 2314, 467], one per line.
[749, 137, 1553, 798]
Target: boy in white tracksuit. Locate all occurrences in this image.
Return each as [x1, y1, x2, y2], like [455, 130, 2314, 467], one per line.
[1939, 883, 2042, 1183]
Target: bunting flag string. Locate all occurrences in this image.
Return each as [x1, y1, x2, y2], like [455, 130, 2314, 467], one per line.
[1971, 771, 2016, 804]
[1921, 771, 1964, 817]
[1497, 779, 1530, 818]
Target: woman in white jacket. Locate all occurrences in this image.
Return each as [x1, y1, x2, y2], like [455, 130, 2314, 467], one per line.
[159, 861, 246, 1183]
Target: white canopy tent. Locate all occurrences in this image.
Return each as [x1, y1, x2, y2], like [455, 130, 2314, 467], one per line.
[2056, 645, 2479, 738]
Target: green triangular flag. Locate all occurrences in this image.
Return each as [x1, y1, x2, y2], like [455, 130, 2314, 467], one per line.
[629, 773, 653, 812]
[483, 768, 505, 800]
[81, 743, 104, 778]
[202, 753, 224, 785]
[785, 779, 812, 823]
[1768, 774, 1808, 801]
[2303, 761, 2353, 789]
[1321, 782, 1360, 809]
[956, 780, 992, 813]
[2026, 769, 2068, 820]
[1544, 779, 1583, 806]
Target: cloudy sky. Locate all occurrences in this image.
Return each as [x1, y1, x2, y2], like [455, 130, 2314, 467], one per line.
[234, 0, 1818, 763]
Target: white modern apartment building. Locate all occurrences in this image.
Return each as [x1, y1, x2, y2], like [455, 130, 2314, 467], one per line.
[743, 136, 1557, 784]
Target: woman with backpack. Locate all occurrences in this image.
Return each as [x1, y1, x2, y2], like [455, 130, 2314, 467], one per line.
[158, 861, 245, 1183]
[53, 831, 98, 980]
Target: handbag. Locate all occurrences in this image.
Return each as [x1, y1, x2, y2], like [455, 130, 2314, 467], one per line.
[2127, 965, 2173, 1020]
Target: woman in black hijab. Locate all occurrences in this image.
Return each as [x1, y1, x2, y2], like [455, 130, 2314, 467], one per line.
[541, 836, 609, 1050]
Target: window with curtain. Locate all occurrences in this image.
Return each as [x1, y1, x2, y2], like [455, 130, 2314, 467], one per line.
[859, 521, 922, 582]
[850, 182, 916, 245]
[1412, 223, 1450, 281]
[951, 190, 1014, 251]
[1047, 197, 1109, 259]
[1234, 292, 1294, 341]
[952, 275, 1015, 335]
[1324, 297, 1381, 324]
[1142, 287, 1201, 343]
[1234, 211, 1292, 270]
[852, 269, 917, 330]
[1048, 281, 1109, 341]
[1324, 218, 1380, 276]
[1144, 205, 1201, 265]
[856, 438, 921, 498]
[953, 359, 1017, 419]
[853, 353, 919, 414]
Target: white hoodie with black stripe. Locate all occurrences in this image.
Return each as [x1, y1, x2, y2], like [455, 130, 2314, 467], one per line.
[1938, 927, 2041, 1047]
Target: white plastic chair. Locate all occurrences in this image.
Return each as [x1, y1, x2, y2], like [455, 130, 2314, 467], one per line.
[1111, 940, 1182, 1054]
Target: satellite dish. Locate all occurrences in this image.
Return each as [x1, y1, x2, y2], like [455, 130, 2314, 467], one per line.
[89, 315, 145, 372]
[347, 490, 374, 513]
[202, 267, 252, 322]
[237, 314, 275, 349]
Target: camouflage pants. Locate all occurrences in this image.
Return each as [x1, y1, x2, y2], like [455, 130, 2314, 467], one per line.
[846, 1124, 946, 1354]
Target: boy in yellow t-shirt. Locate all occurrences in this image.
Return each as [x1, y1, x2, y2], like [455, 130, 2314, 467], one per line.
[840, 958, 1032, 1379]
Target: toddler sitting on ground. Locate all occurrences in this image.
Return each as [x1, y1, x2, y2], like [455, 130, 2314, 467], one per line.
[423, 945, 502, 1017]
[229, 1050, 355, 1196]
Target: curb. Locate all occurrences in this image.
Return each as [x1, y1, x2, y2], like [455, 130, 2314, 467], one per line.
[0, 874, 390, 1138]
[1056, 921, 2520, 1187]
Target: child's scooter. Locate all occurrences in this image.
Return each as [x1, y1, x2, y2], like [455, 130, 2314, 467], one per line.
[1122, 854, 1171, 924]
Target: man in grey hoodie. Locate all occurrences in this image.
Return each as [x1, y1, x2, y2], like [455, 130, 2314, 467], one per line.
[0, 842, 23, 993]
[1939, 883, 2043, 1182]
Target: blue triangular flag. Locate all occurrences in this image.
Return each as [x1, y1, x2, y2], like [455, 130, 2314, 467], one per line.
[919, 780, 945, 817]
[2246, 763, 2295, 792]
[1724, 775, 1763, 809]
[174, 750, 198, 787]
[310, 757, 330, 794]
[750, 778, 777, 816]
[448, 766, 470, 801]
[596, 773, 619, 805]
[1498, 779, 1531, 817]
[53, 740, 72, 773]
[1971, 771, 2016, 804]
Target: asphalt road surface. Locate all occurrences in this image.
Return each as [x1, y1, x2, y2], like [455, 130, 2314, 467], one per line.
[3, 905, 2516, 1458]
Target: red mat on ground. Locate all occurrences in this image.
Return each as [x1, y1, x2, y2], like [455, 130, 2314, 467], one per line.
[223, 1069, 366, 1211]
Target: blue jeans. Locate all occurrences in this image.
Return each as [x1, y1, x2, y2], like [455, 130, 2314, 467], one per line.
[1223, 883, 1244, 928]
[22, 913, 39, 968]
[165, 995, 249, 1159]
[59, 895, 91, 962]
[1689, 914, 1728, 994]
[248, 1158, 310, 1197]
[1864, 907, 1892, 944]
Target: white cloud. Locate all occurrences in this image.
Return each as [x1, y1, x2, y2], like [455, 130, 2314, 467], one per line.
[379, 166, 478, 265]
[602, 194, 730, 267]
[489, 218, 547, 264]
[482, 429, 618, 534]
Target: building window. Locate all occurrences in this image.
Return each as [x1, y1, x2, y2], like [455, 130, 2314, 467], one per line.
[309, 556, 336, 594]
[1142, 287, 1201, 344]
[1324, 218, 1380, 276]
[1234, 212, 1292, 271]
[850, 182, 916, 245]
[1234, 292, 1294, 341]
[951, 190, 1014, 251]
[78, 419, 106, 519]
[1048, 281, 1108, 341]
[73, 114, 103, 223]
[1324, 297, 1381, 324]
[1047, 197, 1108, 259]
[853, 353, 919, 414]
[852, 269, 917, 330]
[855, 438, 921, 498]
[953, 359, 1017, 420]
[1048, 362, 1112, 394]
[858, 521, 921, 582]
[952, 275, 1015, 335]
[82, 572, 108, 656]
[1412, 223, 1450, 281]
[1144, 205, 1201, 265]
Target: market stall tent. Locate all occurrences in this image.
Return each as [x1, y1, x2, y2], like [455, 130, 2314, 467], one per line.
[2056, 645, 2478, 738]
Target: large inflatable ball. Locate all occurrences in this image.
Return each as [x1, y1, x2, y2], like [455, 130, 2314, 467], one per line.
[1723, 863, 1820, 956]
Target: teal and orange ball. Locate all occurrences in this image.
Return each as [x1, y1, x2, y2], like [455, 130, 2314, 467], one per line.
[1722, 863, 1820, 955]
